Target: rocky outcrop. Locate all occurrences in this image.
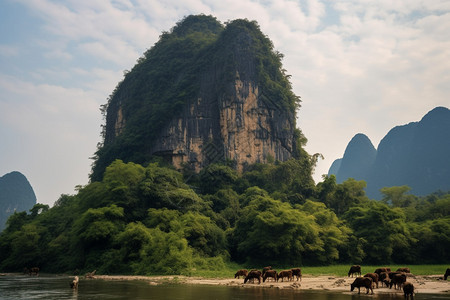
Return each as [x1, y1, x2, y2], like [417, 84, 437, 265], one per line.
[150, 74, 295, 172]
[329, 106, 450, 199]
[0, 171, 36, 231]
[93, 16, 300, 179]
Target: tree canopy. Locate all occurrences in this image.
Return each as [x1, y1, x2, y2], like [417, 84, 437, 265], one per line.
[1, 159, 448, 274]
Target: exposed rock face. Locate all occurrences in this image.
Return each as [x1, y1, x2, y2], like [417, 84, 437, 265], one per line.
[329, 107, 450, 199]
[93, 16, 299, 179]
[0, 171, 36, 231]
[149, 76, 295, 172]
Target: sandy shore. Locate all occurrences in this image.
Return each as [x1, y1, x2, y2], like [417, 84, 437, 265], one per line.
[93, 274, 450, 295]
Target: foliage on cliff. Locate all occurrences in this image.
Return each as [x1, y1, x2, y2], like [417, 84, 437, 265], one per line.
[91, 15, 302, 182]
[1, 159, 448, 274]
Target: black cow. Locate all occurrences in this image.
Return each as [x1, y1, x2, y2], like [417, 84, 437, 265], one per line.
[291, 268, 302, 281]
[350, 277, 374, 294]
[348, 265, 361, 277]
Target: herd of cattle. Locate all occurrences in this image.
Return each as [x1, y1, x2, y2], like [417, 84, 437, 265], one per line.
[236, 266, 450, 299]
[234, 267, 302, 284]
[347, 265, 416, 297]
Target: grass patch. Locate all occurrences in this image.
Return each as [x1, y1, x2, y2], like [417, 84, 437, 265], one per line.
[296, 265, 449, 276]
[190, 261, 242, 278]
[189, 264, 449, 278]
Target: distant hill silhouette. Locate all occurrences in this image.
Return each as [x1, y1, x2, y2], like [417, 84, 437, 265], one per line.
[334, 133, 376, 184]
[329, 106, 450, 199]
[0, 171, 36, 231]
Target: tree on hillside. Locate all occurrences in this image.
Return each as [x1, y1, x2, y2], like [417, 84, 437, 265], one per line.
[343, 200, 414, 263]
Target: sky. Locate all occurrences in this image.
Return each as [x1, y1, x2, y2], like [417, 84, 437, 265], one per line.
[1, 0, 449, 206]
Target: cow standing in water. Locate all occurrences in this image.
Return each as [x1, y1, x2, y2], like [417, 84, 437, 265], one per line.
[70, 276, 79, 289]
[350, 277, 374, 294]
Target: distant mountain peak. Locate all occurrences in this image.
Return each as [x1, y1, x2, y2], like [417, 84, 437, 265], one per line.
[0, 171, 37, 231]
[332, 133, 376, 183]
[422, 106, 450, 119]
[329, 106, 450, 199]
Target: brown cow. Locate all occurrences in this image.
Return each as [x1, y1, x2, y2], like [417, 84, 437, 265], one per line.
[397, 267, 411, 273]
[389, 271, 405, 279]
[262, 266, 272, 275]
[350, 277, 374, 294]
[263, 270, 277, 282]
[444, 268, 450, 280]
[348, 265, 361, 277]
[379, 272, 390, 287]
[291, 268, 302, 281]
[382, 277, 391, 288]
[403, 282, 414, 299]
[244, 270, 262, 284]
[234, 269, 248, 279]
[374, 267, 390, 275]
[277, 270, 293, 282]
[364, 273, 379, 288]
[390, 273, 407, 290]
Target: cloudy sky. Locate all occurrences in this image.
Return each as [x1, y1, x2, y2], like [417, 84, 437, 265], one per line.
[1, 0, 449, 206]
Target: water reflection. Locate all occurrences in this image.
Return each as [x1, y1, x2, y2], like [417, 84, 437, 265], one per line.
[0, 275, 447, 300]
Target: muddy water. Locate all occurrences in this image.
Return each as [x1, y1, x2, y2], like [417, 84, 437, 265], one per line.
[0, 275, 447, 299]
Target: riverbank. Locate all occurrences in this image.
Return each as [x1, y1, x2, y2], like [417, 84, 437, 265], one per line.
[93, 274, 450, 295]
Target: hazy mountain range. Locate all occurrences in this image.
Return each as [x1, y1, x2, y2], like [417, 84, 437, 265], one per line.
[329, 106, 450, 199]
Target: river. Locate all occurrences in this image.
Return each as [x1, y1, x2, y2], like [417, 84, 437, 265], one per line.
[0, 275, 448, 299]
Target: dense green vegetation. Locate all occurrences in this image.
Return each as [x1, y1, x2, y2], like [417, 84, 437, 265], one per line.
[1, 159, 448, 275]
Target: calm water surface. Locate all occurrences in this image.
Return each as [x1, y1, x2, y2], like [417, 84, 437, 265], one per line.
[0, 275, 448, 300]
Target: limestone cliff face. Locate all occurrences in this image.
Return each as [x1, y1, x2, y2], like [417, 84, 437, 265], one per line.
[93, 16, 300, 179]
[149, 75, 295, 172]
